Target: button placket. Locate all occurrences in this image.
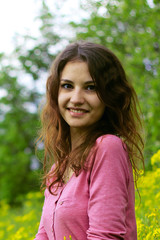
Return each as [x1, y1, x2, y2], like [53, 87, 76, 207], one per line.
[52, 187, 64, 239]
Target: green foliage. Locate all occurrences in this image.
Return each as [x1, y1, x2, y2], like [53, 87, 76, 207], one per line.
[70, 0, 160, 164]
[0, 60, 41, 204]
[0, 1, 67, 204]
[15, 1, 61, 80]
[0, 150, 159, 239]
[1, 0, 159, 206]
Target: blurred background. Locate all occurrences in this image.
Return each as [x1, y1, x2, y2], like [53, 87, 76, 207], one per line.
[0, 0, 160, 238]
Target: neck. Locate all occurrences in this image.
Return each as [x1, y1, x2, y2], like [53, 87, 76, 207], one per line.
[70, 128, 88, 150]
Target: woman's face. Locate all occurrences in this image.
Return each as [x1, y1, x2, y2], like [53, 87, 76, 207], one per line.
[58, 61, 105, 134]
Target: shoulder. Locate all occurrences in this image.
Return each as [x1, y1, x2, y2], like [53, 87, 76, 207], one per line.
[96, 134, 122, 143]
[93, 134, 130, 170]
[95, 134, 126, 153]
[88, 135, 131, 185]
[92, 134, 131, 180]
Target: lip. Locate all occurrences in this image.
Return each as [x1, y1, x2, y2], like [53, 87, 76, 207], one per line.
[67, 107, 89, 116]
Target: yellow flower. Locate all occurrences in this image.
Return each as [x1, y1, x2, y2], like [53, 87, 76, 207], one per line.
[153, 228, 160, 237]
[151, 149, 160, 167]
[0, 230, 4, 238]
[148, 212, 156, 218]
[7, 224, 15, 231]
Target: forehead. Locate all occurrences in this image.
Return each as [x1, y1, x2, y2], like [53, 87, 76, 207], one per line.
[61, 61, 91, 79]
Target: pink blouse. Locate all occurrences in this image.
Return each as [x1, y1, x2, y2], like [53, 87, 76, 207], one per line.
[34, 134, 137, 240]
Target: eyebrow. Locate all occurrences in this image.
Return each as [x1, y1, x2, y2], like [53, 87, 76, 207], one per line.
[60, 79, 94, 84]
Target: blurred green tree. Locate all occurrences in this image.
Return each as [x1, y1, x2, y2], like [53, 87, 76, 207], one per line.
[14, 1, 61, 80]
[0, 0, 159, 204]
[70, 0, 160, 166]
[0, 59, 40, 204]
[0, 1, 68, 204]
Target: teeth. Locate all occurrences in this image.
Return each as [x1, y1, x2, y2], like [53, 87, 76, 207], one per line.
[70, 109, 86, 113]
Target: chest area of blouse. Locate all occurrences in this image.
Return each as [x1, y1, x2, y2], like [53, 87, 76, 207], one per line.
[42, 170, 90, 232]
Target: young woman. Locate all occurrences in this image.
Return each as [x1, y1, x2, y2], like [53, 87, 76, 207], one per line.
[34, 41, 144, 240]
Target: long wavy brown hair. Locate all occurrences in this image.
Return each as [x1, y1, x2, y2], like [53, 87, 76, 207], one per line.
[38, 41, 144, 194]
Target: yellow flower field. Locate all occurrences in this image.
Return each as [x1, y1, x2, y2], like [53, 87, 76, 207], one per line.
[0, 150, 160, 240]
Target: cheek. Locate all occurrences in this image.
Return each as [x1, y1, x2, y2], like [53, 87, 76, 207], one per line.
[94, 97, 105, 111]
[58, 90, 69, 103]
[58, 92, 64, 107]
[57, 97, 64, 117]
[57, 94, 61, 106]
[58, 93, 69, 116]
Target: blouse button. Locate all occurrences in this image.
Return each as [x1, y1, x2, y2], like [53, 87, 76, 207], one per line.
[59, 201, 63, 205]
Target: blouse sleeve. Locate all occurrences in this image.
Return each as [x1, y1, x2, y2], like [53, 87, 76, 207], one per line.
[34, 189, 49, 240]
[34, 164, 55, 240]
[87, 136, 131, 239]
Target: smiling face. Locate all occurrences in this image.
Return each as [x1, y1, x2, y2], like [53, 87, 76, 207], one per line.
[58, 61, 105, 136]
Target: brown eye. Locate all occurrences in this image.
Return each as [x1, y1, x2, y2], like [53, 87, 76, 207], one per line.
[61, 83, 73, 89]
[86, 85, 96, 91]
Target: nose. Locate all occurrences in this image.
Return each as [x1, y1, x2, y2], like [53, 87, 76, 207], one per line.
[70, 88, 84, 105]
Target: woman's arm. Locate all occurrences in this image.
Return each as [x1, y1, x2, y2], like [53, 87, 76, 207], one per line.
[34, 189, 49, 240]
[34, 164, 56, 240]
[87, 135, 132, 239]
